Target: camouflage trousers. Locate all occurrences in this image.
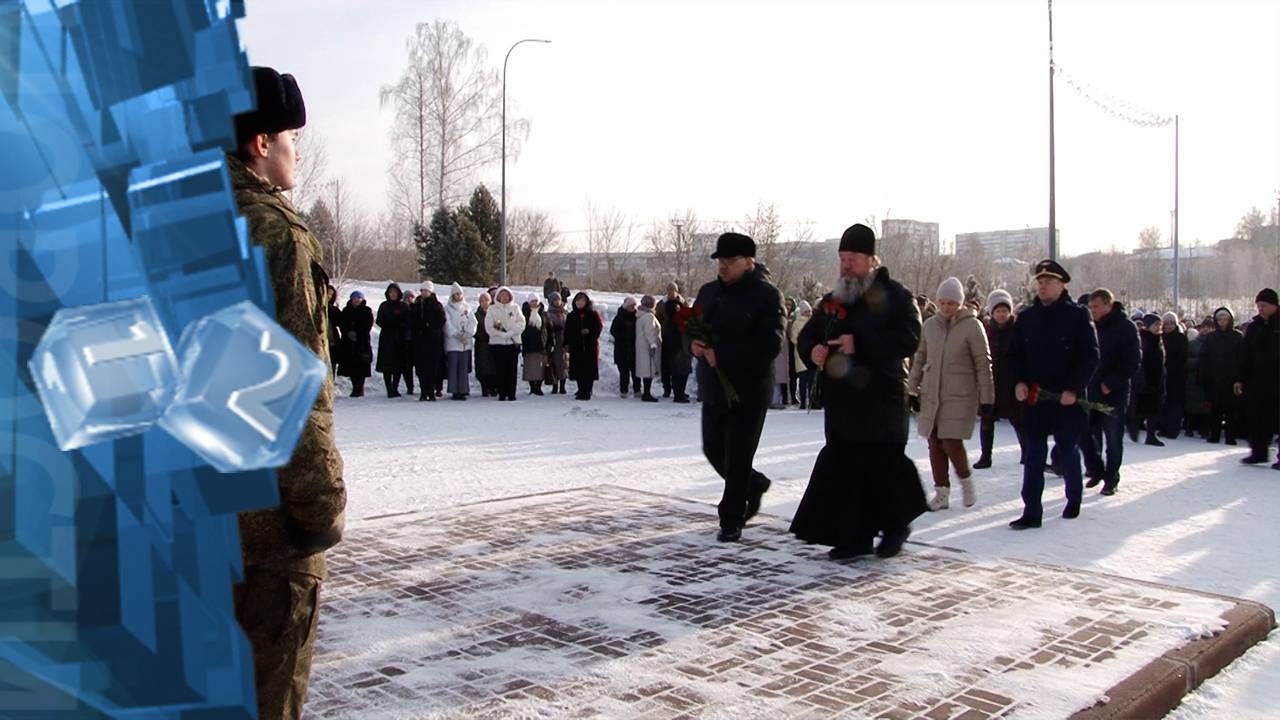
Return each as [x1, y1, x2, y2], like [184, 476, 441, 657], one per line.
[234, 567, 322, 720]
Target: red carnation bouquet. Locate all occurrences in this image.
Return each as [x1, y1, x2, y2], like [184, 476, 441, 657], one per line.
[807, 299, 850, 412]
[1025, 383, 1113, 415]
[675, 305, 739, 407]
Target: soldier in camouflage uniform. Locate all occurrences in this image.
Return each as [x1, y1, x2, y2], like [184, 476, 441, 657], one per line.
[228, 67, 347, 720]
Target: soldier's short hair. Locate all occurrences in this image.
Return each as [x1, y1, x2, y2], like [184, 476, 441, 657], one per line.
[1089, 288, 1114, 304]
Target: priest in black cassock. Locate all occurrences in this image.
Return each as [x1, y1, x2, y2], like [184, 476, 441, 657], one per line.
[790, 223, 927, 559]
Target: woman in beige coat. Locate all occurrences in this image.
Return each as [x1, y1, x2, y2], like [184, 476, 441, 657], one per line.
[907, 277, 995, 510]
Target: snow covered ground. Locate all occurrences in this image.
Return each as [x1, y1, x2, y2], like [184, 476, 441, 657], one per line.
[331, 279, 1278, 718]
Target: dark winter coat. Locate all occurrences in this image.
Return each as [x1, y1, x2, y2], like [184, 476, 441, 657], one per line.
[375, 283, 411, 374]
[1185, 335, 1205, 413]
[656, 296, 693, 376]
[1239, 311, 1279, 400]
[1008, 290, 1099, 398]
[1087, 301, 1141, 409]
[546, 304, 568, 378]
[410, 294, 446, 378]
[564, 293, 603, 381]
[521, 306, 549, 354]
[337, 302, 373, 379]
[610, 307, 638, 368]
[693, 265, 786, 409]
[1163, 328, 1189, 404]
[985, 316, 1021, 421]
[474, 306, 495, 378]
[1239, 310, 1280, 435]
[1134, 329, 1166, 416]
[797, 266, 919, 444]
[1199, 312, 1244, 406]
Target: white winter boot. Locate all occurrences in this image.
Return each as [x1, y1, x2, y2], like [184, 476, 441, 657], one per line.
[927, 486, 950, 511]
[959, 475, 977, 507]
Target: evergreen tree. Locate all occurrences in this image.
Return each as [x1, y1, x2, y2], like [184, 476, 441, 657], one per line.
[415, 209, 453, 280]
[450, 213, 493, 287]
[461, 184, 503, 279]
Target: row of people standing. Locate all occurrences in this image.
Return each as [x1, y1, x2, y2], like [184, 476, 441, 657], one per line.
[330, 282, 611, 402]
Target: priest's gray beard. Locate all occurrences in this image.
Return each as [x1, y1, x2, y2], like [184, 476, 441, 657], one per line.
[833, 273, 876, 306]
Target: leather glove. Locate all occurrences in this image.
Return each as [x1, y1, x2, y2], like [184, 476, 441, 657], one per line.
[909, 395, 921, 413]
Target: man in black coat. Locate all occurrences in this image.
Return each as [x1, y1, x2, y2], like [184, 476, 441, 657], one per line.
[656, 282, 693, 402]
[790, 224, 926, 559]
[1199, 307, 1244, 444]
[410, 282, 446, 401]
[1134, 314, 1167, 446]
[1007, 260, 1099, 529]
[1080, 289, 1140, 496]
[691, 233, 785, 542]
[1159, 312, 1189, 438]
[1235, 288, 1280, 468]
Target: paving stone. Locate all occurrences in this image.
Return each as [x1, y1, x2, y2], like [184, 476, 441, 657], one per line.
[305, 487, 1274, 718]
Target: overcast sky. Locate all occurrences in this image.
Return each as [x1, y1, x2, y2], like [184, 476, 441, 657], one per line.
[238, 0, 1280, 254]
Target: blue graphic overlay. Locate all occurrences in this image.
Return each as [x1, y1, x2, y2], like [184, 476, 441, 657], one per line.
[162, 301, 326, 473]
[1, 0, 300, 716]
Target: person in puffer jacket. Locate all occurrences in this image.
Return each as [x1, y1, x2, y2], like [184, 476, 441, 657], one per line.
[484, 286, 526, 401]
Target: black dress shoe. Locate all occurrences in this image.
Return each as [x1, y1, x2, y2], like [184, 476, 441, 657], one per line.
[1100, 480, 1118, 496]
[673, 395, 691, 404]
[1242, 454, 1269, 465]
[1047, 464, 1063, 477]
[716, 526, 742, 542]
[828, 543, 874, 560]
[744, 476, 772, 522]
[1062, 503, 1080, 519]
[1145, 437, 1165, 447]
[1085, 474, 1103, 488]
[1009, 516, 1042, 530]
[973, 455, 992, 470]
[875, 526, 911, 558]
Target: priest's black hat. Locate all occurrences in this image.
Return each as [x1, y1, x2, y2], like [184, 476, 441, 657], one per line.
[838, 224, 876, 254]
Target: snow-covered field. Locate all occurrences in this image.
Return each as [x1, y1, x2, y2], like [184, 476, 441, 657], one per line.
[331, 279, 1278, 719]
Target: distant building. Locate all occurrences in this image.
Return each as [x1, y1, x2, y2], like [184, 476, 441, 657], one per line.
[881, 219, 940, 256]
[955, 227, 1058, 263]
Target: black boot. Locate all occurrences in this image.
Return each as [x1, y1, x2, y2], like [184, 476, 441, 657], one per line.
[973, 455, 992, 470]
[875, 526, 911, 558]
[559, 379, 567, 394]
[1145, 430, 1165, 447]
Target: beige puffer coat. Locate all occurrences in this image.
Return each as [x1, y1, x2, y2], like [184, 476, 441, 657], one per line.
[907, 307, 994, 440]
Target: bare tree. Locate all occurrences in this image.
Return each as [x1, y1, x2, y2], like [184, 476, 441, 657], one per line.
[507, 208, 561, 285]
[288, 128, 329, 213]
[317, 179, 369, 290]
[1137, 225, 1164, 249]
[584, 202, 639, 290]
[380, 20, 529, 227]
[646, 209, 706, 294]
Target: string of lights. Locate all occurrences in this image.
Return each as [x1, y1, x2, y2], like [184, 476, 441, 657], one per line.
[1054, 63, 1173, 128]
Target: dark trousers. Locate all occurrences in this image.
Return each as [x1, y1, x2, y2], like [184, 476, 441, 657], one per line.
[1081, 404, 1126, 482]
[702, 400, 770, 529]
[671, 373, 689, 400]
[415, 364, 438, 398]
[490, 345, 520, 399]
[576, 378, 595, 398]
[1160, 387, 1186, 437]
[1246, 392, 1280, 457]
[383, 371, 413, 396]
[618, 362, 639, 394]
[798, 369, 814, 408]
[660, 369, 671, 395]
[979, 415, 1024, 460]
[1021, 403, 1086, 521]
[1205, 401, 1241, 442]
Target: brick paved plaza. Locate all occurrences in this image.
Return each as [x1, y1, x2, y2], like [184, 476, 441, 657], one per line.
[305, 487, 1273, 719]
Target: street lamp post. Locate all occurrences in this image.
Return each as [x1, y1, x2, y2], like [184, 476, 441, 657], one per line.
[1047, 0, 1057, 261]
[500, 38, 551, 287]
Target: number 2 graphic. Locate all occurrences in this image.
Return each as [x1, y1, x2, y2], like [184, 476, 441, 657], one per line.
[227, 329, 303, 443]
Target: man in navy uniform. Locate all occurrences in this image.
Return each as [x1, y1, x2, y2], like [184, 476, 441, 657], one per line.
[1008, 260, 1099, 529]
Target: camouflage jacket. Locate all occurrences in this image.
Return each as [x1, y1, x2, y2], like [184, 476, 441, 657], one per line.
[226, 154, 346, 579]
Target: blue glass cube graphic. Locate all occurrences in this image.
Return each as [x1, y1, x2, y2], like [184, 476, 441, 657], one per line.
[160, 301, 326, 473]
[27, 296, 179, 451]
